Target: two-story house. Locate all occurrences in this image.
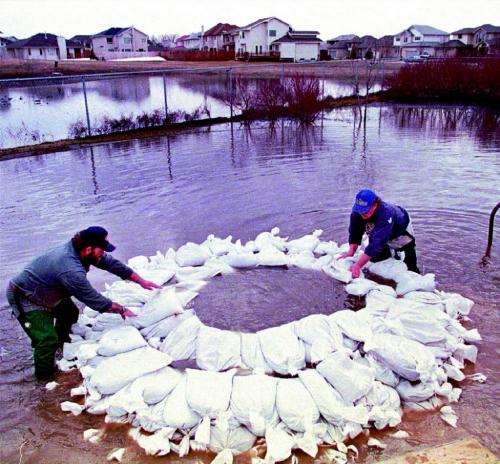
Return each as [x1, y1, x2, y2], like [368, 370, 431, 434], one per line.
[177, 32, 202, 50]
[0, 31, 16, 58]
[235, 17, 291, 58]
[393, 25, 448, 59]
[451, 24, 500, 55]
[326, 34, 361, 59]
[91, 27, 148, 60]
[202, 23, 238, 51]
[270, 31, 322, 62]
[6, 33, 67, 60]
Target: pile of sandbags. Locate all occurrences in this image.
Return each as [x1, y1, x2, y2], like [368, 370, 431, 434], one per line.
[60, 228, 482, 463]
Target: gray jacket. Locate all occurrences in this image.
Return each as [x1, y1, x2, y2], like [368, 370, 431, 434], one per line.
[10, 240, 133, 312]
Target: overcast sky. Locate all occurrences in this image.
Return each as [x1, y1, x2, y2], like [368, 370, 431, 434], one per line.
[1, 0, 499, 40]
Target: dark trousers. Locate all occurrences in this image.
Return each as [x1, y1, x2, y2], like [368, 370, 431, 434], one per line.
[371, 240, 420, 274]
[7, 289, 79, 380]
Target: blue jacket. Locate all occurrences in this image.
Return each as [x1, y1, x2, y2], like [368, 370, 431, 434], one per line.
[11, 241, 133, 312]
[349, 200, 410, 257]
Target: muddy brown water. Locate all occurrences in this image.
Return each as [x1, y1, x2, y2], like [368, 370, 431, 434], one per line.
[0, 105, 498, 463]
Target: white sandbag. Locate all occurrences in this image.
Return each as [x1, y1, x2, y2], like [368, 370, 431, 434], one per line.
[286, 230, 322, 253]
[203, 235, 238, 257]
[103, 281, 153, 307]
[396, 379, 435, 402]
[129, 427, 175, 456]
[323, 258, 354, 284]
[175, 242, 211, 267]
[437, 291, 474, 317]
[365, 354, 399, 387]
[315, 241, 340, 256]
[162, 375, 201, 429]
[240, 333, 272, 373]
[61, 401, 84, 415]
[92, 312, 126, 332]
[258, 324, 305, 375]
[230, 374, 279, 436]
[254, 228, 287, 252]
[137, 268, 176, 286]
[287, 250, 321, 271]
[317, 351, 375, 404]
[97, 326, 146, 356]
[366, 258, 407, 281]
[185, 369, 236, 420]
[222, 252, 259, 269]
[404, 291, 444, 307]
[159, 315, 203, 361]
[329, 310, 372, 343]
[140, 310, 194, 340]
[106, 381, 148, 417]
[208, 423, 256, 455]
[90, 346, 172, 395]
[135, 366, 182, 404]
[63, 340, 97, 361]
[132, 287, 184, 329]
[365, 334, 437, 382]
[254, 246, 289, 267]
[440, 405, 458, 427]
[265, 425, 295, 463]
[175, 264, 224, 283]
[362, 381, 402, 429]
[294, 314, 344, 363]
[298, 369, 368, 425]
[276, 378, 320, 432]
[344, 278, 379, 296]
[396, 272, 436, 296]
[195, 326, 242, 371]
[453, 343, 478, 364]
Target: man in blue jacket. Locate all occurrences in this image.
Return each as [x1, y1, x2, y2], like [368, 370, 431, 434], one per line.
[6, 226, 160, 380]
[341, 189, 420, 278]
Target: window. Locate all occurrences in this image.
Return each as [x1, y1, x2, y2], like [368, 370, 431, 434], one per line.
[414, 37, 421, 41]
[255, 45, 258, 53]
[39, 48, 43, 55]
[124, 37, 132, 44]
[106, 37, 113, 44]
[404, 37, 408, 43]
[241, 32, 245, 39]
[395, 37, 400, 42]
[269, 29, 276, 37]
[458, 34, 462, 39]
[141, 38, 146, 43]
[28, 48, 31, 55]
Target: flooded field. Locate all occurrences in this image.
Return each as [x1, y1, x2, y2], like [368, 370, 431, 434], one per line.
[0, 104, 498, 463]
[0, 73, 380, 149]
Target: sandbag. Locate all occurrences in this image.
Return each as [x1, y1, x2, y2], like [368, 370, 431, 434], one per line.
[365, 334, 437, 382]
[345, 278, 379, 296]
[316, 351, 375, 403]
[366, 258, 407, 281]
[254, 246, 289, 267]
[136, 366, 183, 404]
[222, 252, 259, 269]
[230, 374, 279, 436]
[276, 378, 320, 432]
[208, 423, 256, 455]
[195, 326, 241, 371]
[329, 310, 373, 343]
[90, 346, 172, 395]
[285, 230, 322, 254]
[240, 333, 272, 373]
[258, 323, 305, 375]
[132, 287, 184, 328]
[97, 326, 147, 356]
[159, 315, 203, 361]
[162, 374, 200, 429]
[175, 242, 211, 267]
[140, 310, 195, 340]
[396, 272, 436, 296]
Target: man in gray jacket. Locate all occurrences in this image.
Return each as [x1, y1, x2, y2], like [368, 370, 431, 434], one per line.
[6, 226, 159, 380]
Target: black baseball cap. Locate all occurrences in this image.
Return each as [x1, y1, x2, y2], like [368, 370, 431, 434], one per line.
[79, 226, 116, 252]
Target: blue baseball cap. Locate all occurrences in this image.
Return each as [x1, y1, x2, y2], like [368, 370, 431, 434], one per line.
[352, 189, 378, 214]
[79, 226, 116, 252]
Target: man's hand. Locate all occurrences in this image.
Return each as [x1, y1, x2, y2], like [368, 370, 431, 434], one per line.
[129, 272, 161, 290]
[350, 263, 362, 278]
[122, 309, 137, 318]
[339, 244, 358, 260]
[339, 251, 354, 260]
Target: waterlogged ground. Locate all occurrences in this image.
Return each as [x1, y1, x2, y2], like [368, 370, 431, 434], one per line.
[0, 74, 379, 149]
[0, 104, 498, 463]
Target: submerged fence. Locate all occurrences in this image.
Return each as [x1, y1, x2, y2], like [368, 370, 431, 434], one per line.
[0, 61, 389, 150]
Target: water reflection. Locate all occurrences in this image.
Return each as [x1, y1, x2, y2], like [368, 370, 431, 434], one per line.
[92, 76, 151, 102]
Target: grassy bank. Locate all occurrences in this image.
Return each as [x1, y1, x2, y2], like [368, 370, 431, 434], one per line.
[0, 58, 403, 80]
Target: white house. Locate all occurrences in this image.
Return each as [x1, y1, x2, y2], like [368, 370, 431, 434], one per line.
[176, 32, 202, 50]
[271, 31, 322, 62]
[91, 27, 148, 60]
[235, 17, 291, 57]
[393, 25, 448, 58]
[0, 31, 17, 58]
[6, 33, 67, 60]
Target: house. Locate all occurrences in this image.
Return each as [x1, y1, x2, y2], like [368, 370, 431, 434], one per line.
[177, 32, 202, 50]
[451, 24, 500, 55]
[358, 35, 378, 59]
[326, 34, 361, 59]
[377, 35, 400, 59]
[432, 39, 467, 58]
[393, 25, 448, 59]
[270, 31, 322, 62]
[202, 23, 238, 51]
[0, 31, 17, 58]
[234, 17, 291, 58]
[67, 34, 92, 58]
[6, 33, 67, 60]
[91, 27, 148, 60]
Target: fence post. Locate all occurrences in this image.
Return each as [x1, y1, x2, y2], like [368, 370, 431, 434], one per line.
[81, 77, 92, 137]
[163, 73, 168, 122]
[228, 68, 233, 119]
[281, 62, 285, 86]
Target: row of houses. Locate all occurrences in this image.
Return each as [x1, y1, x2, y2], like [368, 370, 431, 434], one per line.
[1, 20, 499, 63]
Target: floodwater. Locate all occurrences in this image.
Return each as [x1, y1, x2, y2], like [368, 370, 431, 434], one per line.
[0, 104, 499, 463]
[0, 73, 379, 149]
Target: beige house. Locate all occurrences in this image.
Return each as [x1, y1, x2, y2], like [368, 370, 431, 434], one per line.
[235, 17, 291, 58]
[393, 25, 448, 59]
[270, 31, 322, 62]
[202, 23, 238, 51]
[451, 24, 500, 55]
[6, 33, 67, 60]
[91, 27, 148, 60]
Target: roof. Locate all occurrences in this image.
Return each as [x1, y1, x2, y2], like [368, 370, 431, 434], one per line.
[410, 25, 449, 35]
[272, 32, 322, 44]
[451, 27, 476, 34]
[330, 34, 360, 42]
[378, 35, 395, 46]
[440, 39, 466, 48]
[94, 27, 128, 37]
[7, 33, 62, 48]
[359, 35, 377, 47]
[235, 17, 290, 32]
[204, 23, 238, 36]
[479, 24, 500, 33]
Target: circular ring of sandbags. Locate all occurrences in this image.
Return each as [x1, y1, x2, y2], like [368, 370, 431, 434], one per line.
[58, 228, 482, 462]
